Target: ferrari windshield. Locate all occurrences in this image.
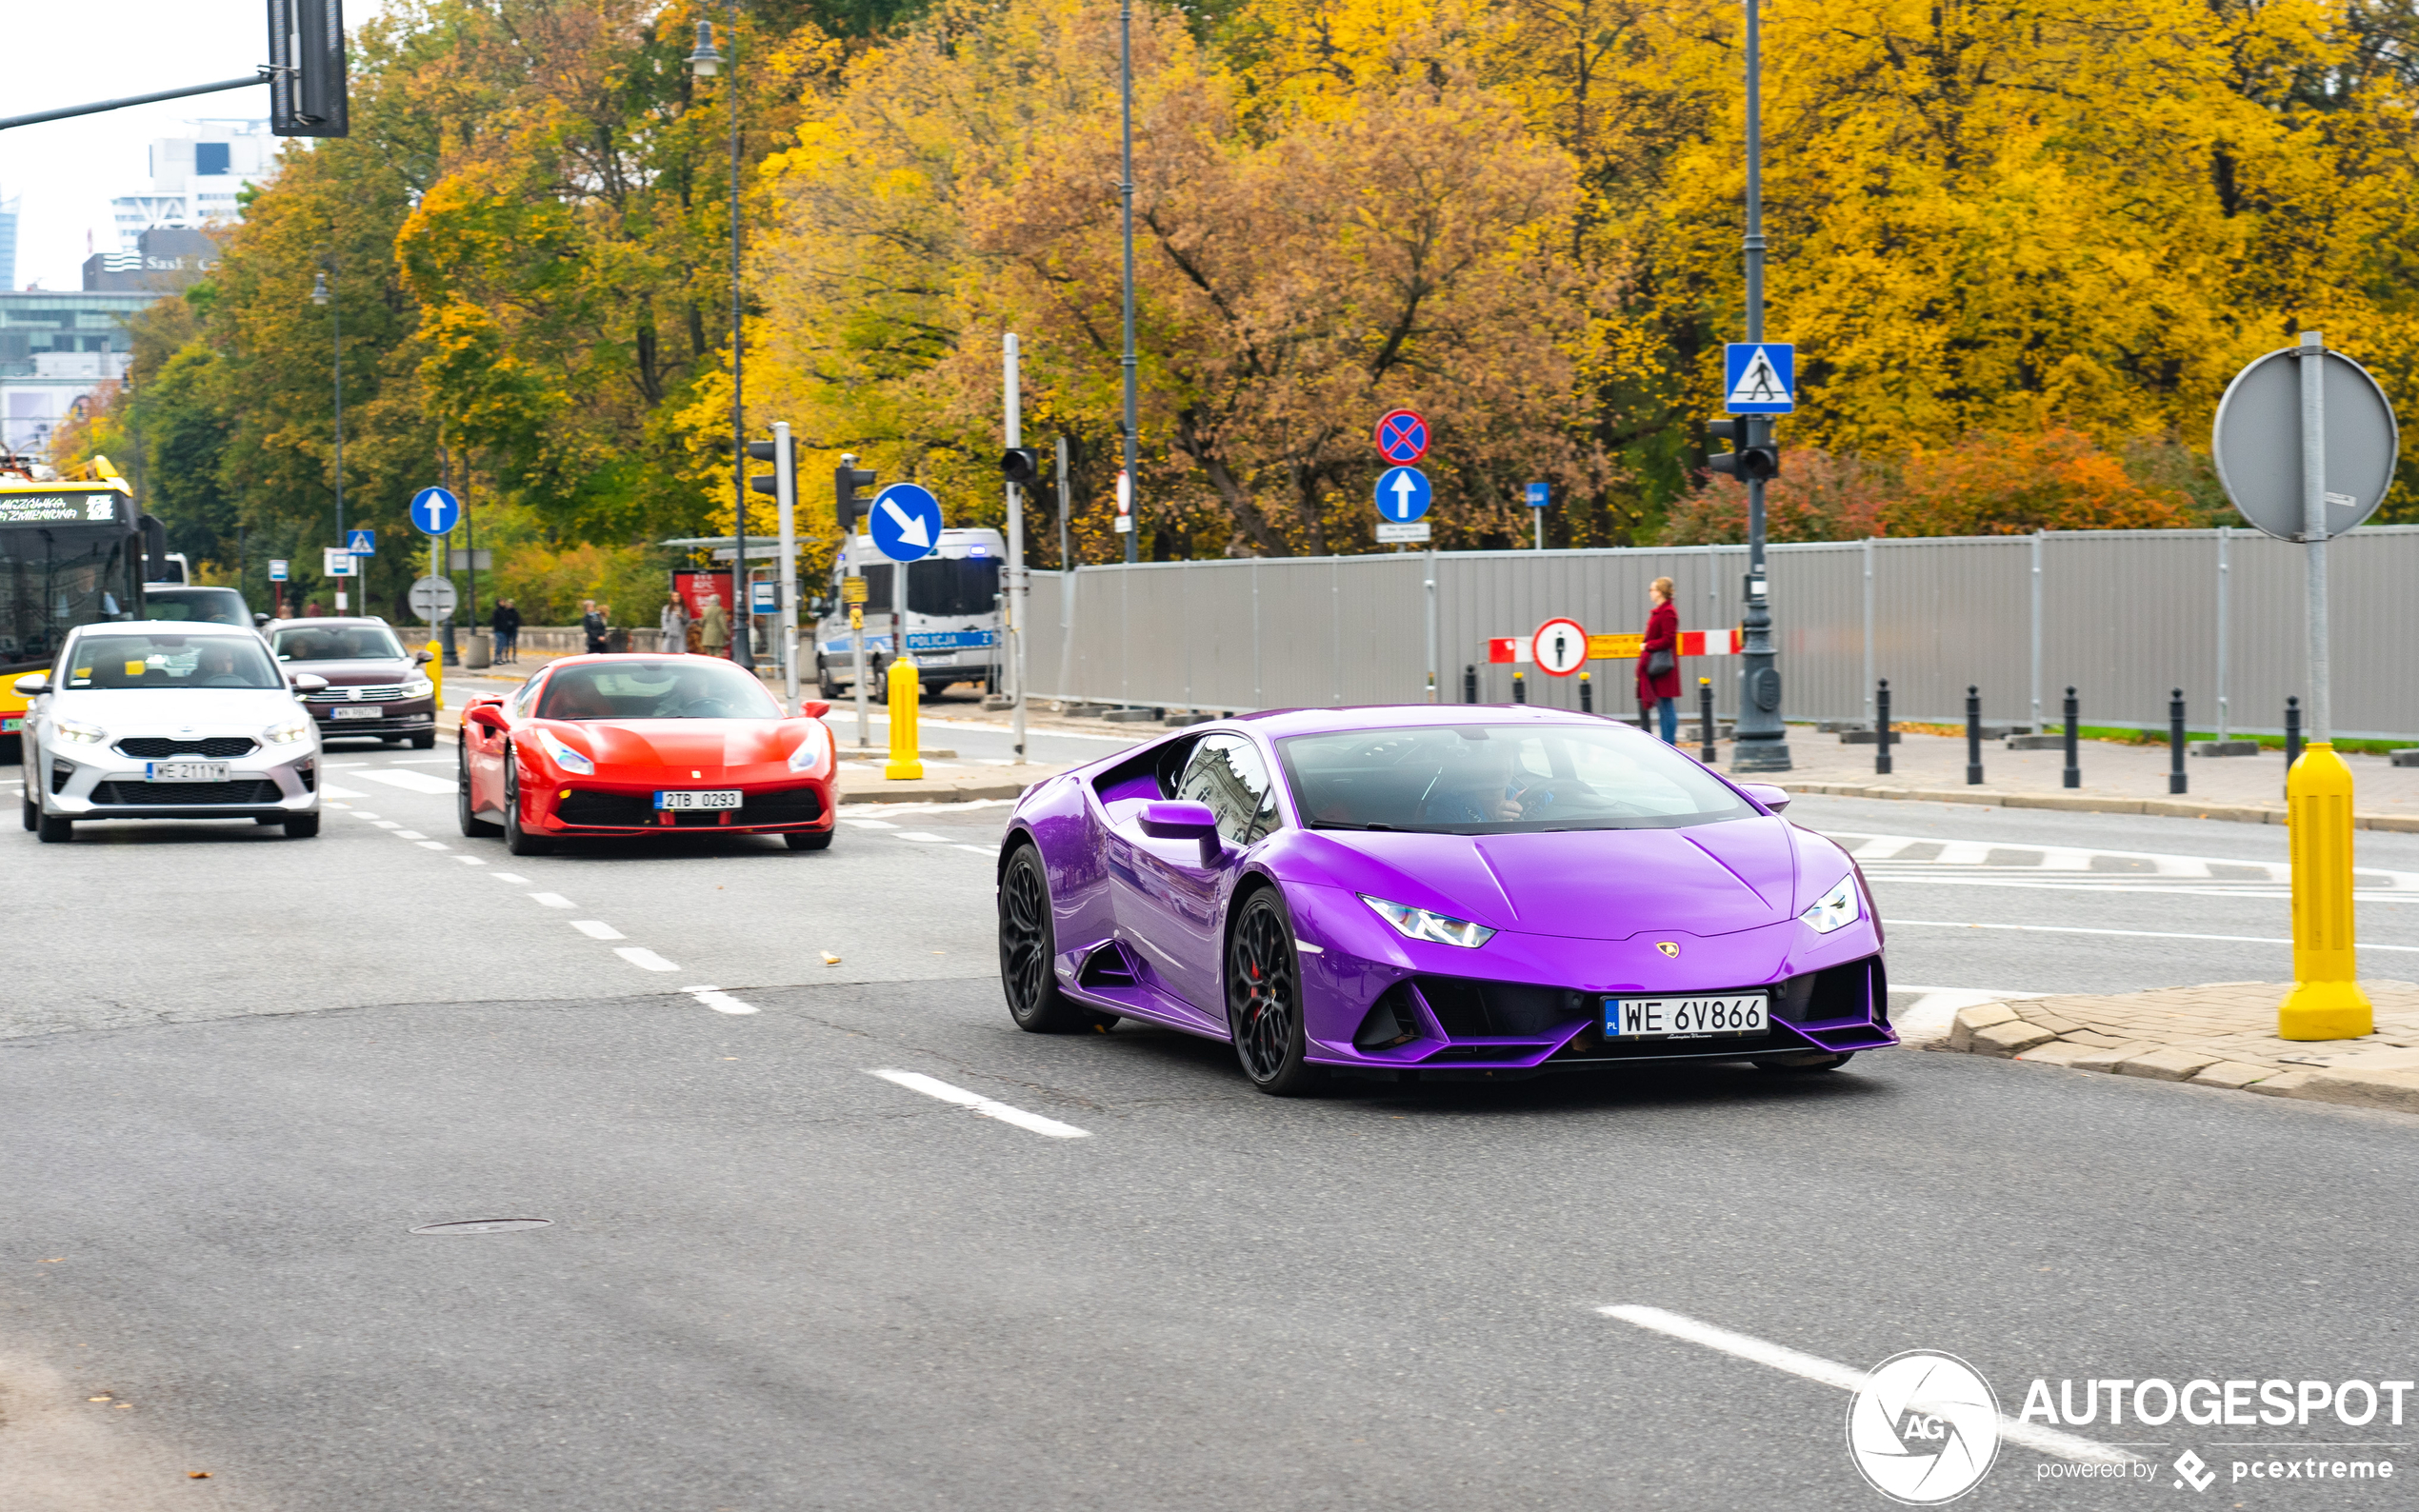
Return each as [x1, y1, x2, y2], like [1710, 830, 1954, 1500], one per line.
[1276, 723, 1756, 833]
[537, 658, 782, 720]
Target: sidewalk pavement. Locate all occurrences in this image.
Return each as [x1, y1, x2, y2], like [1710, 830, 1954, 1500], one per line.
[1928, 981, 2419, 1116]
[1766, 726, 2419, 829]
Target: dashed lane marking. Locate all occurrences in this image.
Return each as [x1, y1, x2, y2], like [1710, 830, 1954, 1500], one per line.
[454, 855, 486, 865]
[1597, 1305, 2135, 1464]
[319, 785, 368, 799]
[490, 872, 531, 885]
[615, 946, 680, 972]
[1890, 918, 2419, 952]
[528, 892, 572, 908]
[842, 818, 899, 829]
[869, 1069, 1091, 1140]
[415, 841, 448, 850]
[897, 831, 946, 843]
[570, 920, 624, 940]
[394, 830, 428, 841]
[681, 985, 759, 1015]
[1833, 829, 2419, 890]
[370, 820, 400, 829]
[353, 769, 455, 795]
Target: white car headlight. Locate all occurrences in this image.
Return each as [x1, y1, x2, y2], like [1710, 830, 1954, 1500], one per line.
[534, 726, 595, 775]
[1360, 894, 1496, 949]
[789, 725, 831, 771]
[1800, 874, 1862, 934]
[403, 676, 435, 698]
[52, 715, 107, 745]
[262, 713, 313, 745]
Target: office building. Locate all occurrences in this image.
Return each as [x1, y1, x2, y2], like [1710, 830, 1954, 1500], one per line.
[0, 289, 153, 455]
[110, 121, 279, 251]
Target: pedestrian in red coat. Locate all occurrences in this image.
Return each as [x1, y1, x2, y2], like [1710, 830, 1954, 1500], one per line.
[1637, 576, 1681, 743]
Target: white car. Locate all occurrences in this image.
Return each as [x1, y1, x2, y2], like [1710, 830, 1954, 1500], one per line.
[18, 621, 326, 843]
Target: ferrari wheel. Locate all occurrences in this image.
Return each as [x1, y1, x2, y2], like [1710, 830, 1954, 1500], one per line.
[1753, 1051, 1854, 1073]
[998, 844, 1112, 1032]
[1227, 889, 1324, 1096]
[502, 749, 552, 857]
[458, 741, 500, 837]
[785, 829, 833, 851]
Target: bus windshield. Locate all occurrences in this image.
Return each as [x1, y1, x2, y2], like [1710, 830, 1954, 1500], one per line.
[0, 524, 134, 670]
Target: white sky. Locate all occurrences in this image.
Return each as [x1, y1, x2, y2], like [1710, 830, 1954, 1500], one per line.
[0, 1, 383, 290]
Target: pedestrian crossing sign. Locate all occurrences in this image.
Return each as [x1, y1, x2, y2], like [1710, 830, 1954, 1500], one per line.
[1724, 344, 1795, 414]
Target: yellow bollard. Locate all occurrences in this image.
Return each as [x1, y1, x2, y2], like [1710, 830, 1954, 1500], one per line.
[884, 655, 923, 780]
[2279, 742, 2372, 1039]
[426, 640, 443, 712]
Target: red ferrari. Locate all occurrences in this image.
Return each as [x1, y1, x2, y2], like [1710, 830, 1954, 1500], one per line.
[457, 654, 838, 856]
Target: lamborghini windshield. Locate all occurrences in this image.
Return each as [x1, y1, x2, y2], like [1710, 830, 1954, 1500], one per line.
[1276, 723, 1754, 833]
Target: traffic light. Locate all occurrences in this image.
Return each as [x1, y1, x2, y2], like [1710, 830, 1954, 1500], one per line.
[746, 435, 790, 499]
[1707, 417, 1780, 482]
[1001, 448, 1040, 487]
[268, 0, 349, 138]
[835, 453, 877, 531]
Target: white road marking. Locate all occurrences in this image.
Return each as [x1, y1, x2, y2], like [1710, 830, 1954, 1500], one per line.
[1890, 918, 2419, 951]
[394, 830, 427, 840]
[1831, 829, 2419, 890]
[615, 946, 679, 972]
[682, 985, 758, 1015]
[570, 920, 624, 940]
[415, 840, 448, 850]
[528, 892, 572, 908]
[1864, 873, 2419, 905]
[897, 831, 946, 843]
[952, 844, 991, 855]
[455, 855, 486, 865]
[370, 820, 400, 829]
[490, 872, 531, 885]
[1889, 985, 2045, 1041]
[869, 1069, 1091, 1140]
[319, 784, 368, 799]
[1598, 1305, 2135, 1464]
[842, 818, 899, 829]
[354, 768, 455, 795]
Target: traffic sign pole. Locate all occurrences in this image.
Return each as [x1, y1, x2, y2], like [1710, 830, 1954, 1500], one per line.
[1729, 0, 1790, 773]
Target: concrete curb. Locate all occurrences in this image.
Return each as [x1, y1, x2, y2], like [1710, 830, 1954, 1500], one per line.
[1779, 780, 2419, 832]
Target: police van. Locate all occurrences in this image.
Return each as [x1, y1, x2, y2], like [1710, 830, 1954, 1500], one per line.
[812, 527, 1004, 702]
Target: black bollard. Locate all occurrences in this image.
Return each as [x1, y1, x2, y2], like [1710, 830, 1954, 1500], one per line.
[2169, 688, 2188, 795]
[2286, 695, 2303, 767]
[1966, 685, 1984, 786]
[1464, 665, 1477, 705]
[2063, 686, 2081, 788]
[1579, 670, 1592, 715]
[1875, 679, 1893, 776]
[1698, 677, 1716, 764]
[1512, 670, 1526, 705]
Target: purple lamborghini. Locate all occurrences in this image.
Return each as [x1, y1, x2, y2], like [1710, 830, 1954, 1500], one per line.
[995, 705, 1894, 1095]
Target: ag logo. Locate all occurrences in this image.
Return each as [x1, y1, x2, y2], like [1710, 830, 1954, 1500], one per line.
[1655, 941, 1680, 958]
[1846, 1351, 2000, 1504]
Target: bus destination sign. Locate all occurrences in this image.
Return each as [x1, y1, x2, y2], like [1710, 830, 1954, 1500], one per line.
[0, 491, 121, 525]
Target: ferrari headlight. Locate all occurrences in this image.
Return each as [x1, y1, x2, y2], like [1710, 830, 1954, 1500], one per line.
[1360, 895, 1496, 949]
[262, 713, 313, 745]
[788, 725, 830, 771]
[403, 676, 435, 699]
[534, 726, 595, 774]
[1800, 875, 1862, 934]
[52, 715, 107, 745]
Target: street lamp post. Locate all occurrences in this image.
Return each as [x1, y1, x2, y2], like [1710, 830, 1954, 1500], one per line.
[1117, 0, 1139, 564]
[311, 267, 348, 613]
[689, 14, 752, 669]
[1729, 0, 1791, 771]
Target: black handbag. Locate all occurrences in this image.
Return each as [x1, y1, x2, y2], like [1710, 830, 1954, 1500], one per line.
[1645, 647, 1675, 677]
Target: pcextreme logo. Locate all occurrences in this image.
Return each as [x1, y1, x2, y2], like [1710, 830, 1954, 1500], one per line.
[1848, 1351, 2002, 1504]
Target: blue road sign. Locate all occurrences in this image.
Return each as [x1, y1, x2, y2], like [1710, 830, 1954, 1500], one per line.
[869, 482, 943, 563]
[1723, 344, 1796, 414]
[1374, 409, 1429, 465]
[409, 487, 461, 536]
[268, 559, 289, 582]
[346, 527, 377, 555]
[1374, 466, 1431, 523]
[750, 580, 776, 613]
[1525, 481, 1549, 509]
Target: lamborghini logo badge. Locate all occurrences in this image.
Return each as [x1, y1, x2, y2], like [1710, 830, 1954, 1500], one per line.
[1655, 941, 1681, 958]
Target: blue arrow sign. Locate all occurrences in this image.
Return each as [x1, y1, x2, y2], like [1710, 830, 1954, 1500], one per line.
[1374, 467, 1431, 523]
[1525, 481, 1549, 509]
[346, 528, 377, 556]
[1723, 344, 1796, 414]
[409, 487, 461, 536]
[869, 483, 943, 563]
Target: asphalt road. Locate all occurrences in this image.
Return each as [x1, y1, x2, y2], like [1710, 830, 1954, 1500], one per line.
[5, 743, 2415, 1510]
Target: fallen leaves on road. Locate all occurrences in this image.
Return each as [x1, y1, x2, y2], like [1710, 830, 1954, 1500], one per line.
[821, 951, 841, 965]
[188, 1471, 211, 1479]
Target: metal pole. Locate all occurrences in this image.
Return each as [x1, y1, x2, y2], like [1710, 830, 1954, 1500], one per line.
[1118, 0, 1140, 566]
[1698, 677, 1716, 762]
[1055, 435, 1072, 576]
[2215, 526, 2231, 743]
[330, 268, 346, 613]
[1965, 685, 1983, 786]
[2300, 331, 2329, 743]
[1729, 0, 1789, 772]
[1861, 537, 1873, 727]
[775, 420, 798, 714]
[2063, 686, 2081, 789]
[2029, 530, 2044, 733]
[1005, 333, 1027, 763]
[0, 71, 270, 132]
[2169, 687, 2188, 795]
[1533, 507, 1544, 551]
[1874, 678, 1891, 777]
[727, 0, 752, 670]
[1424, 552, 1438, 703]
[845, 455, 869, 748]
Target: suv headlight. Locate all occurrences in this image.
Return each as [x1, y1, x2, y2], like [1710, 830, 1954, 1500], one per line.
[52, 715, 107, 745]
[534, 726, 595, 775]
[1360, 895, 1496, 948]
[1799, 875, 1862, 934]
[403, 676, 435, 699]
[262, 712, 313, 745]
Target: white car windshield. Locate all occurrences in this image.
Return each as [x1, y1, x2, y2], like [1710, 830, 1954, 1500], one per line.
[537, 659, 781, 720]
[66, 632, 284, 690]
[1277, 723, 1755, 833]
[273, 626, 407, 661]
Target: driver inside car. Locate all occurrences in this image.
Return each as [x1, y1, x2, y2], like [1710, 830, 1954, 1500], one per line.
[1420, 741, 1527, 825]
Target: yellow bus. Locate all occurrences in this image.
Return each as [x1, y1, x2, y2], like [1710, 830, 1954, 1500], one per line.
[1, 460, 153, 759]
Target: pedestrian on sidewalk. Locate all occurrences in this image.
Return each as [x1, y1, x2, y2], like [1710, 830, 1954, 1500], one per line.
[490, 599, 521, 664]
[581, 599, 609, 655]
[660, 595, 690, 656]
[700, 593, 729, 658]
[1637, 575, 1681, 744]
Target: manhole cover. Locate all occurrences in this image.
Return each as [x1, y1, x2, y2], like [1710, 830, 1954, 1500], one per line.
[409, 1218, 552, 1235]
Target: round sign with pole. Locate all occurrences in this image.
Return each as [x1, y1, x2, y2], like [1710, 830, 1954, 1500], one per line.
[1373, 466, 1430, 523]
[409, 486, 462, 537]
[1374, 409, 1429, 465]
[2212, 347, 2397, 541]
[1533, 616, 1589, 677]
[869, 483, 944, 563]
[410, 575, 459, 622]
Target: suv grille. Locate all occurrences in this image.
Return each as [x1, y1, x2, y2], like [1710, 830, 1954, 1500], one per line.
[114, 737, 257, 759]
[91, 779, 282, 806]
[301, 684, 408, 704]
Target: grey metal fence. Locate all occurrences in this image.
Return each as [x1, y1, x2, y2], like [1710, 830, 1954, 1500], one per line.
[1021, 526, 2419, 741]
